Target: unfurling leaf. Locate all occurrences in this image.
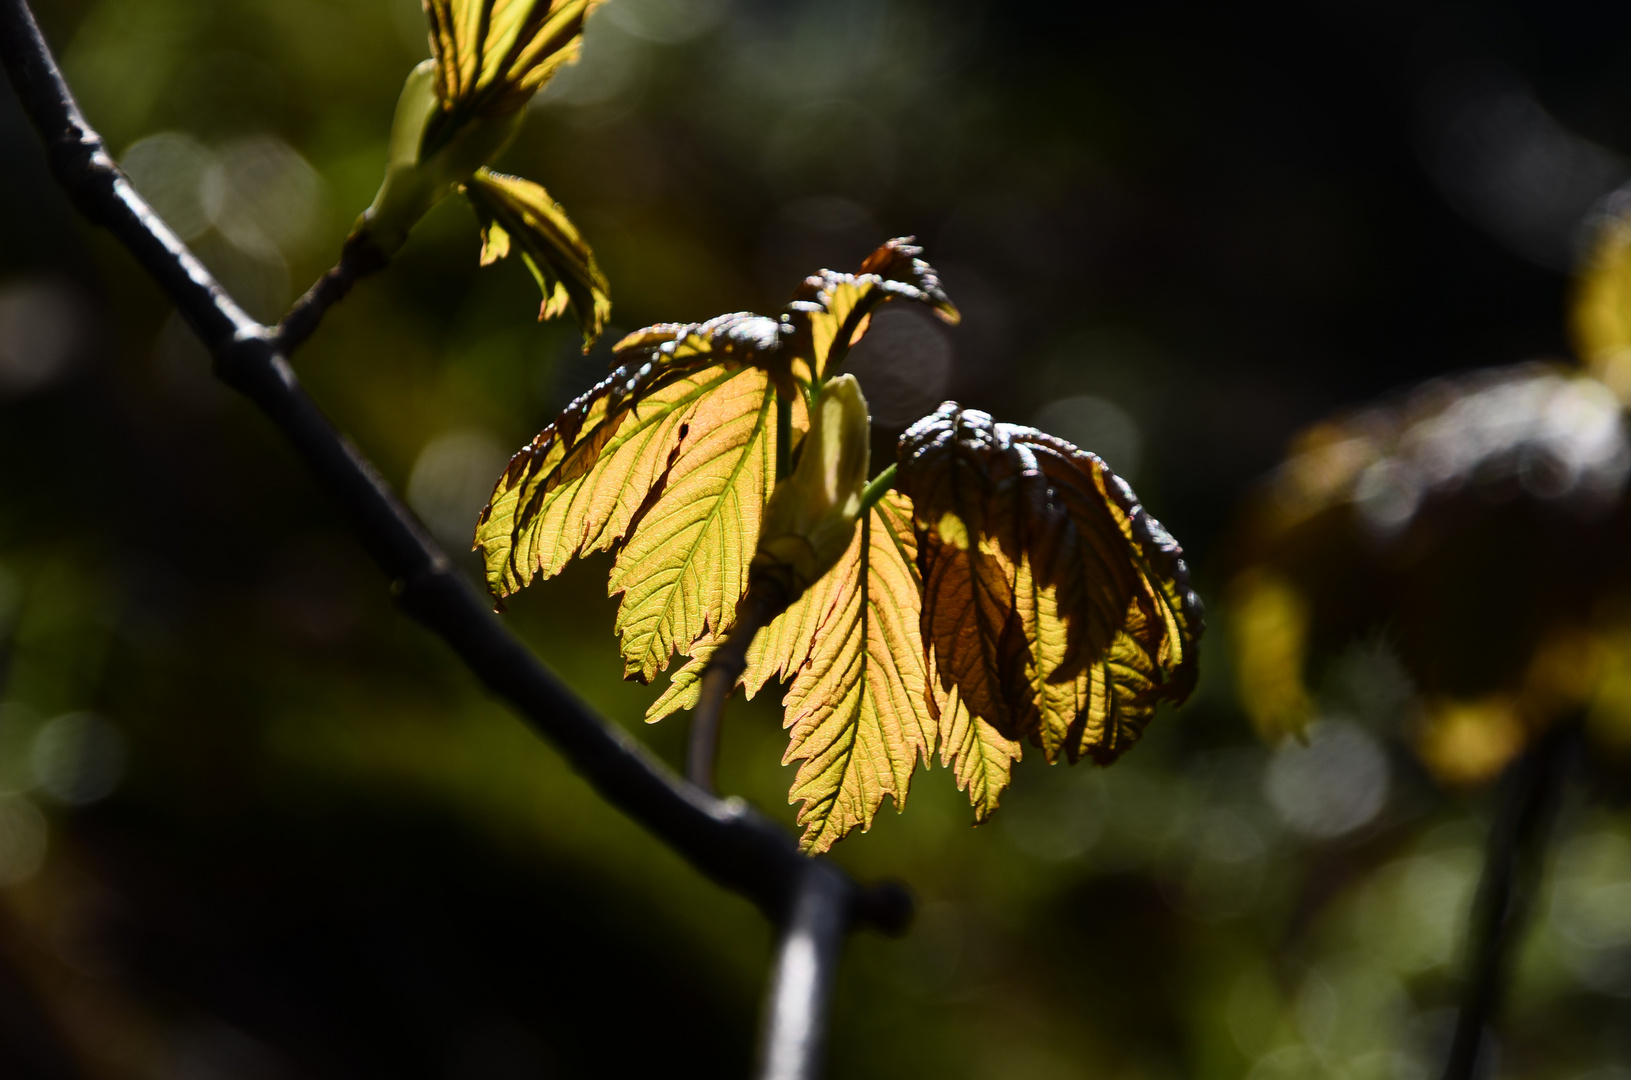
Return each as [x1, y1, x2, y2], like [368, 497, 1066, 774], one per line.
[426, 0, 603, 135]
[351, 0, 599, 263]
[465, 168, 611, 348]
[896, 403, 1202, 766]
[752, 374, 870, 602]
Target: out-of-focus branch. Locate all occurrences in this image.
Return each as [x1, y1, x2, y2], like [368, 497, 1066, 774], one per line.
[1441, 720, 1575, 1080]
[0, 0, 913, 939]
[755, 859, 852, 1080]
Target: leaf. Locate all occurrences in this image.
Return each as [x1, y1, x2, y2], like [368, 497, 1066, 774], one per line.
[647, 492, 939, 852]
[1226, 362, 1631, 783]
[465, 168, 611, 348]
[426, 0, 601, 121]
[606, 365, 783, 683]
[897, 403, 1202, 765]
[1573, 195, 1631, 394]
[474, 310, 817, 679]
[475, 355, 747, 601]
[787, 237, 961, 382]
[1228, 570, 1315, 741]
[780, 492, 936, 852]
[931, 658, 1021, 822]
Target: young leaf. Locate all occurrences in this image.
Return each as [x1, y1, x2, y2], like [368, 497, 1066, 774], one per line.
[780, 492, 936, 853]
[897, 403, 1202, 765]
[475, 355, 751, 601]
[465, 168, 611, 348]
[931, 659, 1021, 822]
[475, 312, 817, 679]
[787, 238, 961, 382]
[605, 365, 783, 683]
[426, 0, 602, 128]
[648, 492, 940, 853]
[356, 0, 598, 258]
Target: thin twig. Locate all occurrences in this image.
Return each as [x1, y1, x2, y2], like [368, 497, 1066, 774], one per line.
[0, 0, 911, 938]
[275, 233, 387, 355]
[1440, 720, 1575, 1080]
[688, 577, 789, 791]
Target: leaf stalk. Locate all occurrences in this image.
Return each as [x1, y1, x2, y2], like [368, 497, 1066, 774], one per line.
[1440, 719, 1576, 1080]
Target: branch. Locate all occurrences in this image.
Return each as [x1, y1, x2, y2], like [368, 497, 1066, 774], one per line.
[0, 0, 910, 937]
[1440, 720, 1575, 1080]
[275, 232, 387, 355]
[688, 577, 788, 791]
[754, 860, 852, 1080]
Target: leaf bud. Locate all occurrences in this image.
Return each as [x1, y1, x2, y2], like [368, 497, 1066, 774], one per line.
[350, 60, 524, 260]
[752, 375, 872, 602]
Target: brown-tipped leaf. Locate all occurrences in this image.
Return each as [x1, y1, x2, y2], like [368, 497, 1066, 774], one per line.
[788, 237, 961, 383]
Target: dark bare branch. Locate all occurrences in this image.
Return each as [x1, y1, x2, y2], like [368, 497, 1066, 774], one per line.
[275, 233, 388, 355]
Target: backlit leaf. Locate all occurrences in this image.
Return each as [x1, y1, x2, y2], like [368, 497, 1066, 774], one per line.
[897, 403, 1202, 765]
[780, 492, 935, 852]
[425, 0, 601, 124]
[606, 365, 782, 683]
[474, 355, 748, 600]
[465, 168, 611, 348]
[932, 659, 1021, 822]
[647, 492, 938, 852]
[787, 237, 961, 383]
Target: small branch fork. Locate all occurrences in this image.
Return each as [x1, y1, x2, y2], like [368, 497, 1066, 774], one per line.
[1440, 720, 1576, 1080]
[0, 3, 909, 1074]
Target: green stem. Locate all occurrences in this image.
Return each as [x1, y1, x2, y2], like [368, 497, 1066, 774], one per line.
[776, 392, 792, 481]
[857, 463, 897, 515]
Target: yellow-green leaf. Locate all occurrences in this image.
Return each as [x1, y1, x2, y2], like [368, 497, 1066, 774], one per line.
[465, 168, 611, 348]
[647, 492, 940, 853]
[931, 660, 1021, 822]
[607, 366, 784, 683]
[475, 356, 750, 601]
[426, 0, 601, 122]
[780, 492, 936, 852]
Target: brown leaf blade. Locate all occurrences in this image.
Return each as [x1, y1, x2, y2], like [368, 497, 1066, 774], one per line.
[898, 403, 1202, 766]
